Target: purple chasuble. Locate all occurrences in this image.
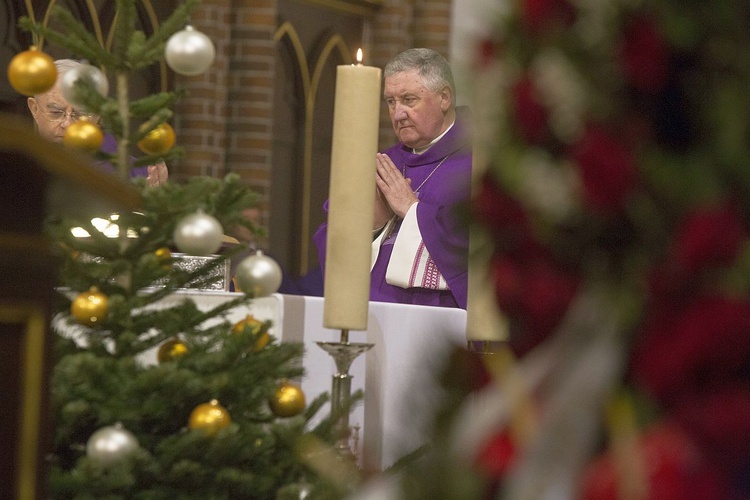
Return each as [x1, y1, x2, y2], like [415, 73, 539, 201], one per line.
[313, 106, 472, 309]
[95, 134, 149, 179]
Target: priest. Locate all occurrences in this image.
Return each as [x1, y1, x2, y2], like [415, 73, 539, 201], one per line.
[314, 48, 471, 309]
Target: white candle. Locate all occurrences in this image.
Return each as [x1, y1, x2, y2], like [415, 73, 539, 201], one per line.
[466, 60, 508, 342]
[323, 53, 381, 331]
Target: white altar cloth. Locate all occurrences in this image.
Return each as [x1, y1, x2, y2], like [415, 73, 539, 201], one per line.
[139, 292, 468, 469]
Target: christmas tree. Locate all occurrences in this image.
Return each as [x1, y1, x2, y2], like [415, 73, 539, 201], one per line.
[9, 2, 357, 498]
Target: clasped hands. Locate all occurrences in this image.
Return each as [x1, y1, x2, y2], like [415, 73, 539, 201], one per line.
[374, 152, 418, 230]
[147, 161, 169, 186]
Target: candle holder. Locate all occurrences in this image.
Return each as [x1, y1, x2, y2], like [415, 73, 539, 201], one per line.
[316, 329, 373, 458]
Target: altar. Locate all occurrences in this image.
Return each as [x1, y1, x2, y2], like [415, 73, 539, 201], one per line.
[145, 292, 468, 469]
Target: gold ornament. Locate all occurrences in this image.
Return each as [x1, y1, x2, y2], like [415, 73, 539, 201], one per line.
[189, 399, 231, 436]
[269, 381, 306, 418]
[157, 337, 188, 363]
[7, 47, 57, 96]
[154, 247, 173, 270]
[137, 122, 176, 156]
[231, 314, 269, 352]
[71, 286, 109, 326]
[63, 118, 104, 152]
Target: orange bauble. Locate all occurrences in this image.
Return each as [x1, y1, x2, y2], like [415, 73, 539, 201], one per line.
[7, 47, 57, 96]
[230, 314, 270, 352]
[188, 399, 231, 436]
[137, 123, 176, 156]
[63, 119, 104, 152]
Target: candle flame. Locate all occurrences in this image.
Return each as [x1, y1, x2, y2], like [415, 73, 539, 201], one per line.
[356, 48, 363, 64]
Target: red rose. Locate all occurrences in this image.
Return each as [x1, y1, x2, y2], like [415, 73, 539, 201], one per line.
[519, 257, 578, 334]
[472, 173, 534, 251]
[580, 422, 726, 500]
[570, 125, 638, 215]
[670, 201, 745, 274]
[476, 38, 499, 69]
[475, 429, 516, 477]
[490, 255, 524, 314]
[501, 254, 579, 356]
[521, 0, 576, 35]
[513, 75, 549, 145]
[631, 295, 750, 402]
[619, 15, 670, 92]
[674, 384, 750, 468]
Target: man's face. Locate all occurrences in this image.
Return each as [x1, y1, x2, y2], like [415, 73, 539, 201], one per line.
[27, 83, 81, 143]
[383, 69, 452, 150]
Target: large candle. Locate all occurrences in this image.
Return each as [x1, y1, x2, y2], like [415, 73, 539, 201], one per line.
[323, 55, 381, 331]
[466, 60, 508, 342]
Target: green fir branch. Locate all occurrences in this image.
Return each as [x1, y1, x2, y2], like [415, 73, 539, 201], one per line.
[137, 0, 203, 60]
[112, 0, 137, 64]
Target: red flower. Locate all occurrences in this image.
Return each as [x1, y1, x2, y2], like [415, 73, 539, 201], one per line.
[631, 295, 750, 402]
[521, 0, 576, 35]
[619, 15, 670, 92]
[476, 38, 499, 69]
[570, 125, 638, 215]
[494, 253, 579, 356]
[519, 258, 578, 334]
[513, 75, 549, 145]
[580, 422, 726, 500]
[472, 173, 534, 251]
[475, 430, 516, 476]
[490, 255, 524, 314]
[670, 201, 745, 274]
[674, 384, 750, 468]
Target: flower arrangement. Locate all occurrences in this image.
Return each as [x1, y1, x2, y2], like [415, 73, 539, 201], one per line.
[468, 0, 750, 497]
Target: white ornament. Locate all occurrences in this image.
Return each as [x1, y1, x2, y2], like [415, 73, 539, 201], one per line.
[86, 423, 139, 465]
[59, 63, 109, 109]
[165, 25, 216, 76]
[173, 211, 224, 255]
[235, 250, 283, 297]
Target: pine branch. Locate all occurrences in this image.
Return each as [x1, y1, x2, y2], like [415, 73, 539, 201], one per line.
[112, 0, 137, 64]
[130, 89, 185, 117]
[136, 0, 203, 64]
[18, 12, 115, 66]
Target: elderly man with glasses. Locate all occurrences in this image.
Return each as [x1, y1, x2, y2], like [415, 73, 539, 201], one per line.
[27, 59, 168, 186]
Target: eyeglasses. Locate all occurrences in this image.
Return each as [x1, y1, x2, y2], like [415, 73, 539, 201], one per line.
[40, 106, 96, 123]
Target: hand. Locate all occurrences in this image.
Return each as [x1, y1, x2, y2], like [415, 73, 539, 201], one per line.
[147, 162, 168, 186]
[375, 153, 418, 219]
[374, 186, 393, 230]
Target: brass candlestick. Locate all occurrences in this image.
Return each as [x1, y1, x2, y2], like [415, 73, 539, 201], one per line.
[316, 329, 373, 458]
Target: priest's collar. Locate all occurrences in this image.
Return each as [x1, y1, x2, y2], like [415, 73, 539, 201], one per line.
[412, 119, 455, 154]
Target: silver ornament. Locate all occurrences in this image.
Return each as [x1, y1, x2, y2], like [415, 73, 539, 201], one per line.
[60, 63, 109, 109]
[235, 250, 283, 297]
[86, 423, 139, 465]
[173, 211, 224, 256]
[165, 25, 216, 76]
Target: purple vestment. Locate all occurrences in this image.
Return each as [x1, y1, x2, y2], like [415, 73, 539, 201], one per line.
[96, 134, 149, 179]
[313, 106, 472, 309]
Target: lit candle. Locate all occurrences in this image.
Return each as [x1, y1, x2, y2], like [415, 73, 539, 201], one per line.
[323, 50, 382, 331]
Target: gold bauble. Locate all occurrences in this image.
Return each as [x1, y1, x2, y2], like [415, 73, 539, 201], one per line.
[157, 337, 188, 363]
[269, 381, 306, 418]
[154, 247, 173, 270]
[63, 118, 104, 152]
[230, 314, 269, 352]
[7, 47, 57, 96]
[137, 123, 176, 156]
[71, 286, 109, 326]
[188, 399, 231, 436]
